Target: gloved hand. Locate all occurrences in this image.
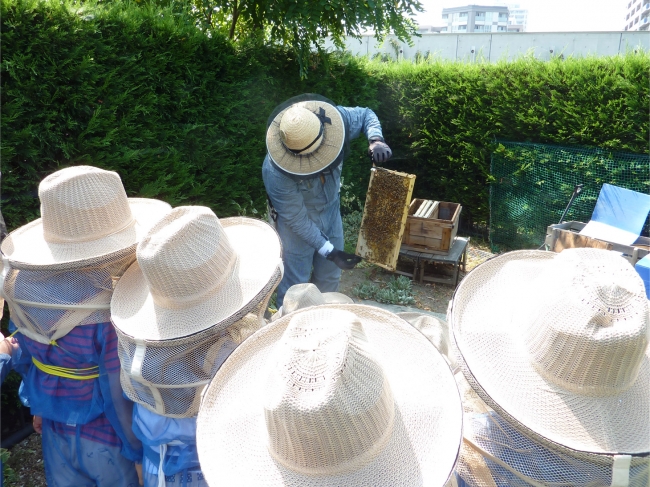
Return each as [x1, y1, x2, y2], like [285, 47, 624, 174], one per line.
[326, 249, 362, 270]
[368, 139, 392, 164]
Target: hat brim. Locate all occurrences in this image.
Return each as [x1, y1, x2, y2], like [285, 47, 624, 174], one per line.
[197, 304, 463, 487]
[1, 198, 172, 270]
[271, 291, 354, 321]
[266, 100, 345, 177]
[450, 250, 650, 456]
[111, 217, 283, 341]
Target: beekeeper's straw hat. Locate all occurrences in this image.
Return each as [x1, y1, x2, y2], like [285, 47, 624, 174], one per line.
[266, 94, 345, 177]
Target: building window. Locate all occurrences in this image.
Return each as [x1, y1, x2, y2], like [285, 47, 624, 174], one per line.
[627, 13, 630, 19]
[458, 24, 467, 30]
[635, 16, 639, 23]
[441, 27, 448, 31]
[475, 11, 485, 17]
[442, 14, 448, 19]
[497, 25, 507, 31]
[637, 4, 641, 11]
[459, 12, 468, 17]
[498, 12, 508, 20]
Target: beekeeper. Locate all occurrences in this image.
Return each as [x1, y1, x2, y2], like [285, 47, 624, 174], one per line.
[263, 93, 392, 307]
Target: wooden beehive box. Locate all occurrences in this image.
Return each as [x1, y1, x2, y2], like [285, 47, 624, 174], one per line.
[356, 168, 416, 271]
[401, 199, 462, 254]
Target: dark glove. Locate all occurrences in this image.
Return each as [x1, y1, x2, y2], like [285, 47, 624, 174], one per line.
[326, 249, 362, 270]
[368, 139, 392, 164]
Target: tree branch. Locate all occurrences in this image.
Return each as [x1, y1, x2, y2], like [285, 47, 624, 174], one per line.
[229, 0, 240, 39]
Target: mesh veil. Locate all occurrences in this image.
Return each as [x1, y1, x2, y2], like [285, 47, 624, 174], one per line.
[450, 354, 649, 487]
[3, 248, 136, 344]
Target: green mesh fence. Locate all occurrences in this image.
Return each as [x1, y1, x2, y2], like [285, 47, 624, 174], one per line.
[489, 141, 650, 251]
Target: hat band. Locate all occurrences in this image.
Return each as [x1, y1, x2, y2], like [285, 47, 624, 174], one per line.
[44, 215, 136, 244]
[283, 107, 332, 155]
[150, 254, 239, 310]
[530, 358, 641, 397]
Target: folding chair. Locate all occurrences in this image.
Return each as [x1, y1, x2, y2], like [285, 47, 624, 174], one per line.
[579, 183, 650, 246]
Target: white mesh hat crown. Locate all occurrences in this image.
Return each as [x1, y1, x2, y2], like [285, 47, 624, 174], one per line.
[271, 282, 353, 321]
[1, 165, 171, 270]
[197, 305, 463, 486]
[450, 248, 649, 457]
[111, 206, 283, 341]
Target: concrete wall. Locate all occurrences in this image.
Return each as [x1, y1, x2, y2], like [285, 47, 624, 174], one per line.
[323, 31, 650, 62]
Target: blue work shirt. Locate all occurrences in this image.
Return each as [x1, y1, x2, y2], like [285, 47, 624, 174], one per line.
[262, 106, 384, 251]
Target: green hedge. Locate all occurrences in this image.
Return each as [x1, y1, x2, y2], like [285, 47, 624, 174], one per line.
[370, 56, 650, 228]
[2, 0, 649, 233]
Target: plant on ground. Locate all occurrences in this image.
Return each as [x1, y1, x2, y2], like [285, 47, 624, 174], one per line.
[352, 275, 415, 306]
[352, 281, 379, 300]
[1, 448, 16, 484]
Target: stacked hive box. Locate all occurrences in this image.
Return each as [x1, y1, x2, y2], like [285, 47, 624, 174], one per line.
[402, 199, 462, 254]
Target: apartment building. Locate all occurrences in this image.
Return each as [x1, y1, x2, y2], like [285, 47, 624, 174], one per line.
[625, 0, 650, 31]
[441, 5, 510, 33]
[507, 4, 528, 32]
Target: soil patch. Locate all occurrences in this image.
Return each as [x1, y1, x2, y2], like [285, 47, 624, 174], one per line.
[339, 238, 494, 314]
[5, 433, 46, 487]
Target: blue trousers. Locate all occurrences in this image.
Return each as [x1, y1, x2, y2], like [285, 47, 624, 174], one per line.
[42, 420, 139, 487]
[275, 204, 344, 308]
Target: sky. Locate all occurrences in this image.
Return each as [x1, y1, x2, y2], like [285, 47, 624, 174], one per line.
[413, 0, 629, 31]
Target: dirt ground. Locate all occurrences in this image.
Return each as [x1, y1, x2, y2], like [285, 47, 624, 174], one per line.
[4, 433, 46, 487]
[4, 238, 494, 486]
[338, 238, 494, 314]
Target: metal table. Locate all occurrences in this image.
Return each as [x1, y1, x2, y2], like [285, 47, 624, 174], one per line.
[397, 237, 469, 287]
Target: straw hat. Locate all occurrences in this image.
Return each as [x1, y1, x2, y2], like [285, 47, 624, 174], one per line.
[450, 248, 649, 457]
[111, 206, 283, 341]
[266, 95, 345, 177]
[1, 166, 171, 270]
[270, 282, 353, 321]
[197, 304, 463, 486]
